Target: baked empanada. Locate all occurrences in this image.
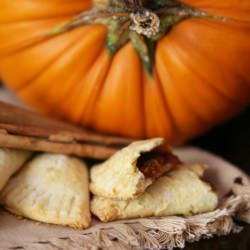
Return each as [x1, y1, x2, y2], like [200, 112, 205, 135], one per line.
[91, 164, 218, 222]
[90, 138, 180, 200]
[0, 153, 91, 229]
[0, 148, 31, 191]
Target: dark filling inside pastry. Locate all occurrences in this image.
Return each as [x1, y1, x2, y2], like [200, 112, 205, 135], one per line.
[137, 151, 181, 179]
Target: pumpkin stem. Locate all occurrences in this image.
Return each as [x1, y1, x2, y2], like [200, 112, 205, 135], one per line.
[45, 0, 237, 76]
[46, 0, 221, 38]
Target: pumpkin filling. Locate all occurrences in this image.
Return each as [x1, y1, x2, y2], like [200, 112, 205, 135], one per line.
[137, 151, 181, 179]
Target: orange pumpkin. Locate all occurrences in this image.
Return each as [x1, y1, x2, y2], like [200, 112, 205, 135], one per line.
[0, 0, 250, 144]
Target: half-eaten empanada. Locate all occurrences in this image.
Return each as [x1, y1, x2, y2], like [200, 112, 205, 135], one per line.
[0, 153, 91, 229]
[91, 164, 218, 222]
[0, 148, 31, 191]
[90, 138, 181, 200]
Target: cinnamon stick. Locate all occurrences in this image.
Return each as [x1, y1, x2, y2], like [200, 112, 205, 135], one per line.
[0, 101, 133, 159]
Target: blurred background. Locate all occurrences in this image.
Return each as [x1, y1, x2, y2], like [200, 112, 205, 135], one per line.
[191, 107, 250, 175]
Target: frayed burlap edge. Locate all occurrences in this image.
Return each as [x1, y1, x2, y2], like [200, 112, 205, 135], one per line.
[17, 183, 250, 250]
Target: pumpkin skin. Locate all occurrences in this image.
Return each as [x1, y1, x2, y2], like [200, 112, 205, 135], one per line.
[0, 0, 250, 144]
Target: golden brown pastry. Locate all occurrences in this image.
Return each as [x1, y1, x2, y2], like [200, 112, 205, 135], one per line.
[0, 153, 91, 229]
[90, 138, 180, 200]
[0, 148, 31, 191]
[91, 164, 218, 222]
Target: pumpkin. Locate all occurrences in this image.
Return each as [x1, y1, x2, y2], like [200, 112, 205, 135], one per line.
[0, 0, 250, 144]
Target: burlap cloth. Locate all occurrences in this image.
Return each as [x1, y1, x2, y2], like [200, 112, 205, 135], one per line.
[0, 147, 249, 250]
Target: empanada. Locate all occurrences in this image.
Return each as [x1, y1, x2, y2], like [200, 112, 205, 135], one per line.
[91, 164, 218, 222]
[0, 153, 91, 229]
[0, 148, 31, 191]
[90, 138, 181, 200]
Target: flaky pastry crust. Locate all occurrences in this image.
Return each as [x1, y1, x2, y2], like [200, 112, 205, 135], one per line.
[0, 153, 91, 229]
[0, 148, 31, 191]
[91, 164, 218, 222]
[90, 138, 168, 200]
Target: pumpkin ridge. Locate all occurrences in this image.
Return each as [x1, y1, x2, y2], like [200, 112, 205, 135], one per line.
[0, 0, 92, 24]
[0, 28, 91, 100]
[0, 17, 77, 58]
[90, 43, 145, 138]
[18, 26, 106, 113]
[0, 14, 84, 26]
[168, 35, 245, 108]
[142, 67, 180, 140]
[159, 41, 240, 125]
[179, 0, 250, 22]
[138, 54, 146, 138]
[12, 29, 88, 95]
[55, 31, 108, 122]
[187, 19, 250, 103]
[12, 30, 94, 100]
[170, 19, 250, 104]
[78, 50, 112, 126]
[174, 52, 246, 108]
[156, 44, 210, 138]
[121, 44, 145, 138]
[153, 67, 180, 142]
[53, 48, 107, 120]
